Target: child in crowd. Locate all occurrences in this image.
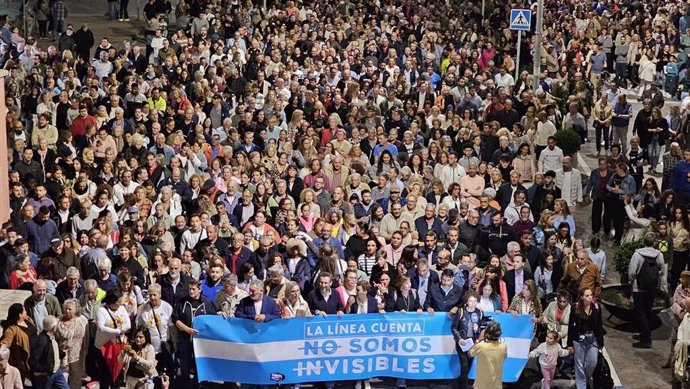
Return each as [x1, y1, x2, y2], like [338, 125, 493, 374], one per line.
[528, 330, 572, 389]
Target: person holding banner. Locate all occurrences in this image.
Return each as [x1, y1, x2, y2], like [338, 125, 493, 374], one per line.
[468, 321, 508, 389]
[307, 272, 345, 317]
[424, 269, 463, 315]
[452, 290, 485, 389]
[172, 279, 216, 389]
[235, 279, 282, 322]
[281, 281, 312, 318]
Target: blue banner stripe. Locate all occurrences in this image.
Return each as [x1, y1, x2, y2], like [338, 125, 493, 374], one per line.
[194, 313, 454, 343]
[196, 355, 461, 385]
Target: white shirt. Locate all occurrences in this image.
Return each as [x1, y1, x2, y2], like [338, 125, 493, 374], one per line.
[439, 163, 466, 192]
[254, 298, 263, 315]
[136, 301, 174, 353]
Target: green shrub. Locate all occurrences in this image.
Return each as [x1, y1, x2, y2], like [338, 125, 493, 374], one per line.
[613, 240, 644, 285]
[554, 129, 581, 156]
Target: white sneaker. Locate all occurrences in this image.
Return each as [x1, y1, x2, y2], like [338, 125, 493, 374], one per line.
[364, 381, 371, 389]
[355, 382, 361, 389]
[124, 18, 130, 21]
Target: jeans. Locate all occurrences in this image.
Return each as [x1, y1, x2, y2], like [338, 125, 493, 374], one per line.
[573, 334, 598, 389]
[107, 1, 118, 20]
[52, 19, 64, 38]
[615, 62, 627, 85]
[648, 141, 660, 171]
[611, 125, 628, 153]
[633, 291, 655, 344]
[457, 350, 473, 389]
[32, 368, 70, 389]
[595, 125, 610, 152]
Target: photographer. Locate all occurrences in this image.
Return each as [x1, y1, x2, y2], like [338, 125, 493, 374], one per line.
[468, 321, 508, 389]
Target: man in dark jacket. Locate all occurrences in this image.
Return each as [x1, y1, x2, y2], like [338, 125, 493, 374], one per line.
[307, 272, 345, 316]
[235, 279, 281, 322]
[173, 279, 216, 389]
[423, 269, 463, 314]
[30, 315, 68, 389]
[158, 257, 190, 307]
[504, 254, 534, 302]
[348, 282, 381, 313]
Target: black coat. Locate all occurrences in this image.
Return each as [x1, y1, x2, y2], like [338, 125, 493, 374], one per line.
[307, 289, 345, 314]
[30, 332, 62, 374]
[349, 296, 380, 313]
[158, 273, 191, 307]
[423, 284, 464, 311]
[504, 269, 534, 302]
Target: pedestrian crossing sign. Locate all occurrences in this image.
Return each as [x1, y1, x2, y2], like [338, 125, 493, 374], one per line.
[510, 9, 532, 31]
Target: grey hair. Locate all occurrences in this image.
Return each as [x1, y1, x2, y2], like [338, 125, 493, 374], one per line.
[66, 266, 80, 278]
[267, 264, 283, 276]
[0, 345, 9, 361]
[250, 279, 264, 291]
[84, 279, 98, 291]
[259, 235, 273, 245]
[148, 283, 162, 294]
[222, 273, 238, 285]
[43, 315, 59, 332]
[63, 298, 81, 316]
[507, 241, 521, 251]
[98, 257, 112, 271]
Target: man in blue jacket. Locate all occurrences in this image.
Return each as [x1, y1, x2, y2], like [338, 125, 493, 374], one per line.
[671, 149, 690, 207]
[235, 279, 281, 322]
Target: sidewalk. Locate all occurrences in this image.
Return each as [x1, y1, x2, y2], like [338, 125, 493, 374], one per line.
[4, 0, 146, 48]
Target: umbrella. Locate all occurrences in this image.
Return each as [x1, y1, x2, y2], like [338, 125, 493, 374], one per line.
[100, 341, 126, 382]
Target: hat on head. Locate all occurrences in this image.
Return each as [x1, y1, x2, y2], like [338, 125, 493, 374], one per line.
[286, 238, 307, 257]
[127, 206, 139, 213]
[51, 238, 61, 245]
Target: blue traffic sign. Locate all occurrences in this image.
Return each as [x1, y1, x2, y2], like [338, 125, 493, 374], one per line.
[510, 9, 532, 31]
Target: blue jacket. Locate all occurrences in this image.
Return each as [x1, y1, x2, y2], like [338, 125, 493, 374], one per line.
[235, 295, 281, 322]
[26, 218, 59, 255]
[672, 160, 690, 193]
[606, 173, 637, 199]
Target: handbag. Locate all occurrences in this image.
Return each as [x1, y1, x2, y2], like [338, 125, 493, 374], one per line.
[592, 351, 614, 389]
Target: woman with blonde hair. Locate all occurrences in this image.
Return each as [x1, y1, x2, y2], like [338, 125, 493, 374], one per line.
[553, 199, 576, 236]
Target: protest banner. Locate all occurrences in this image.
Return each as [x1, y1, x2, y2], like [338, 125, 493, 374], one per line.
[193, 312, 533, 384]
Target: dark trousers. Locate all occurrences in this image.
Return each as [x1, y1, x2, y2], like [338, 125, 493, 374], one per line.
[176, 337, 198, 389]
[156, 347, 174, 376]
[602, 197, 623, 240]
[94, 348, 117, 389]
[32, 368, 70, 389]
[633, 291, 654, 344]
[592, 197, 607, 234]
[119, 0, 129, 19]
[595, 125, 610, 152]
[38, 20, 48, 37]
[457, 350, 473, 389]
[670, 250, 690, 292]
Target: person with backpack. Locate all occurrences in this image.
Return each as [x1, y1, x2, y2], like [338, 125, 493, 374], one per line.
[629, 232, 664, 348]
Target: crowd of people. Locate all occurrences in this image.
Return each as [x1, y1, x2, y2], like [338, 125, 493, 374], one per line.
[6, 0, 690, 388]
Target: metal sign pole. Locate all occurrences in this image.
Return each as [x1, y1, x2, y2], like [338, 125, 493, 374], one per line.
[515, 30, 522, 83]
[532, 0, 544, 91]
